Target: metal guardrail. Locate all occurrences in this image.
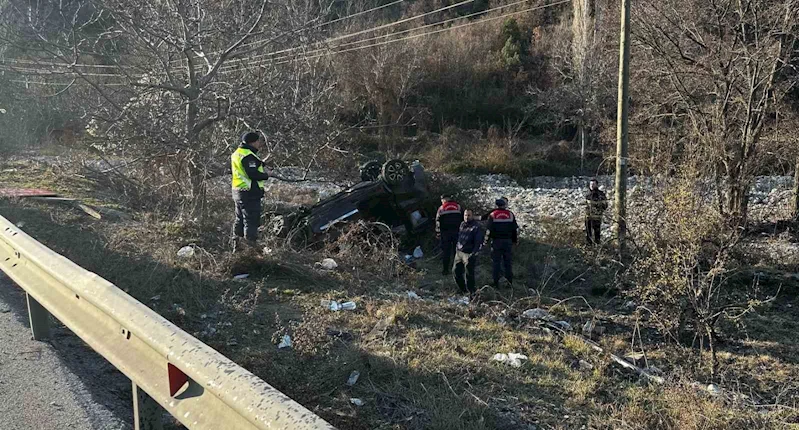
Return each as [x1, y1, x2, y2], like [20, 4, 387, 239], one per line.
[0, 215, 335, 430]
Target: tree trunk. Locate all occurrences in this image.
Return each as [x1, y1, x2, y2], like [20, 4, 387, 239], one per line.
[794, 157, 799, 220]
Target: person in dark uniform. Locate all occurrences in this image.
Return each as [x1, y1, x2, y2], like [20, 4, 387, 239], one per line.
[231, 131, 272, 252]
[453, 210, 484, 298]
[584, 178, 608, 245]
[484, 198, 519, 288]
[481, 196, 508, 221]
[436, 195, 463, 275]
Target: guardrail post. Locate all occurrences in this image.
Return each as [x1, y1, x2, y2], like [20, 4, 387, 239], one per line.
[133, 382, 164, 430]
[26, 292, 50, 340]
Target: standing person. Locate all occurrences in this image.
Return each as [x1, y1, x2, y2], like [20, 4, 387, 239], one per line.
[436, 195, 463, 275]
[584, 178, 608, 245]
[231, 131, 271, 252]
[481, 196, 508, 221]
[453, 210, 484, 299]
[484, 198, 518, 288]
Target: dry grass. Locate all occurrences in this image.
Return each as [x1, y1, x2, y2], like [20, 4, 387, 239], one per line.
[1, 158, 797, 429]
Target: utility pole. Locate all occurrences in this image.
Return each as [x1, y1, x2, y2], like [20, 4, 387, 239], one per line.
[614, 0, 631, 254]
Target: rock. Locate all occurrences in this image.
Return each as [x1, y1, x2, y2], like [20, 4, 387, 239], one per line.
[521, 308, 553, 321]
[316, 258, 338, 270]
[176, 246, 195, 258]
[554, 321, 571, 331]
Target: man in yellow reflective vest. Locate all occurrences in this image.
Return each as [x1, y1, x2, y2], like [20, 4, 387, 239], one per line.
[231, 131, 272, 252]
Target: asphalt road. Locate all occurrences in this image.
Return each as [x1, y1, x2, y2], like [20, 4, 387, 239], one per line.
[0, 275, 132, 430]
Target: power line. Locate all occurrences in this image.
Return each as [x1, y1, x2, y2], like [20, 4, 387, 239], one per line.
[220, 0, 569, 75]
[218, 0, 547, 75]
[171, 0, 409, 66]
[219, 0, 476, 70]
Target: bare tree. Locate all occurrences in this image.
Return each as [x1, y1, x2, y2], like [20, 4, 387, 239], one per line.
[0, 0, 340, 214]
[634, 0, 798, 223]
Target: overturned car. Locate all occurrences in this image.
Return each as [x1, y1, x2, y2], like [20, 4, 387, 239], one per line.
[273, 159, 432, 240]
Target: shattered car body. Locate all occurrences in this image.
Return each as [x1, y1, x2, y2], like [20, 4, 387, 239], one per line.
[277, 160, 431, 238]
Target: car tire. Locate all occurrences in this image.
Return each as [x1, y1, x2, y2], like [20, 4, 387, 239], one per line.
[381, 159, 408, 186]
[360, 161, 382, 182]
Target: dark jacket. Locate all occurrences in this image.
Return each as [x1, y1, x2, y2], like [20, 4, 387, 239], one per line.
[457, 220, 484, 254]
[485, 208, 519, 243]
[436, 201, 463, 234]
[233, 143, 270, 201]
[585, 189, 608, 220]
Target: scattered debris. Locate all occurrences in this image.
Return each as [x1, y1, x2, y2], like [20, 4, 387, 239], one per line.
[579, 360, 594, 371]
[77, 203, 102, 220]
[496, 316, 507, 325]
[278, 335, 292, 349]
[582, 320, 605, 337]
[177, 246, 195, 258]
[553, 321, 571, 331]
[326, 328, 354, 341]
[448, 296, 470, 306]
[364, 316, 394, 342]
[412, 246, 424, 259]
[406, 291, 421, 300]
[200, 313, 208, 319]
[706, 384, 721, 396]
[346, 370, 360, 386]
[226, 339, 238, 347]
[321, 300, 356, 311]
[522, 308, 554, 321]
[233, 273, 250, 280]
[315, 258, 338, 270]
[171, 304, 186, 316]
[491, 353, 528, 368]
[622, 300, 637, 311]
[15, 221, 24, 228]
[262, 246, 274, 256]
[150, 295, 161, 301]
[350, 398, 364, 407]
[0, 306, 9, 313]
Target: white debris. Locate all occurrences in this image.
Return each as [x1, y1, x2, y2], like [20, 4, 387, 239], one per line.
[707, 384, 721, 396]
[321, 300, 356, 311]
[448, 296, 470, 306]
[412, 246, 424, 259]
[316, 258, 338, 270]
[262, 246, 274, 255]
[582, 320, 595, 337]
[491, 353, 529, 368]
[579, 360, 594, 371]
[150, 295, 161, 301]
[350, 398, 364, 407]
[346, 371, 360, 386]
[177, 246, 195, 258]
[521, 308, 553, 321]
[406, 291, 421, 300]
[233, 273, 249, 280]
[15, 221, 24, 228]
[278, 335, 292, 349]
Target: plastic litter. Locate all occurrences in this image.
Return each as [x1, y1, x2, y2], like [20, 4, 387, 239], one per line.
[349, 398, 364, 407]
[579, 360, 594, 371]
[233, 273, 249, 280]
[706, 384, 721, 396]
[491, 353, 528, 368]
[15, 221, 24, 228]
[448, 296, 470, 306]
[346, 370, 360, 386]
[321, 300, 356, 311]
[521, 308, 553, 321]
[278, 335, 292, 349]
[316, 258, 338, 270]
[412, 246, 424, 259]
[406, 291, 421, 300]
[177, 246, 195, 258]
[262, 246, 274, 256]
[150, 295, 161, 301]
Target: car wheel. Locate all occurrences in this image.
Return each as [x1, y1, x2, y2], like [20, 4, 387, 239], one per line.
[360, 161, 382, 182]
[381, 159, 408, 185]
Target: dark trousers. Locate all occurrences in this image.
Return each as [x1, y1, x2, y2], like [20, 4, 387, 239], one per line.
[233, 198, 261, 242]
[491, 239, 513, 286]
[585, 219, 601, 244]
[440, 232, 458, 275]
[453, 251, 477, 295]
